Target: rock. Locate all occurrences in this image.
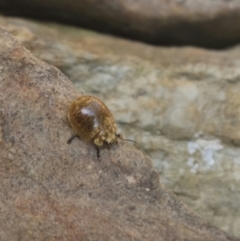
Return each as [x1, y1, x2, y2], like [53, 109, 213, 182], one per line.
[1, 15, 240, 238]
[1, 0, 240, 48]
[0, 27, 239, 241]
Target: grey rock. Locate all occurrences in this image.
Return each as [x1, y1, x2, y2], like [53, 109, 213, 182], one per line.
[1, 15, 240, 238]
[1, 0, 240, 48]
[2, 27, 238, 241]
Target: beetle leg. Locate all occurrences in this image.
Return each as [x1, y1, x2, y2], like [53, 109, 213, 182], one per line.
[115, 133, 123, 139]
[96, 146, 100, 160]
[67, 135, 79, 144]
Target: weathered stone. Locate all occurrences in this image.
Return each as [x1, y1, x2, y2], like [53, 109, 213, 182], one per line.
[1, 16, 240, 238]
[0, 27, 239, 240]
[1, 0, 240, 48]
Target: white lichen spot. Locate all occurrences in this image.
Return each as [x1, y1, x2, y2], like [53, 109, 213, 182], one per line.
[126, 175, 136, 184]
[187, 157, 199, 173]
[187, 138, 223, 170]
[187, 142, 199, 155]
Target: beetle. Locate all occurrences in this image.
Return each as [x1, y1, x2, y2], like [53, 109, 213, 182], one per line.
[67, 95, 121, 159]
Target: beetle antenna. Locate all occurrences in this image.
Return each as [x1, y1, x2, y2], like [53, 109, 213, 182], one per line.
[123, 139, 136, 143]
[115, 134, 136, 143]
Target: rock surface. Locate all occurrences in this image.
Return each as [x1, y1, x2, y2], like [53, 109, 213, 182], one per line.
[0, 27, 239, 240]
[1, 16, 240, 238]
[1, 0, 240, 48]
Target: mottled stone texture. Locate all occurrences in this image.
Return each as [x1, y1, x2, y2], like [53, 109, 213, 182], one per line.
[1, 15, 240, 238]
[0, 28, 239, 241]
[1, 0, 240, 48]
